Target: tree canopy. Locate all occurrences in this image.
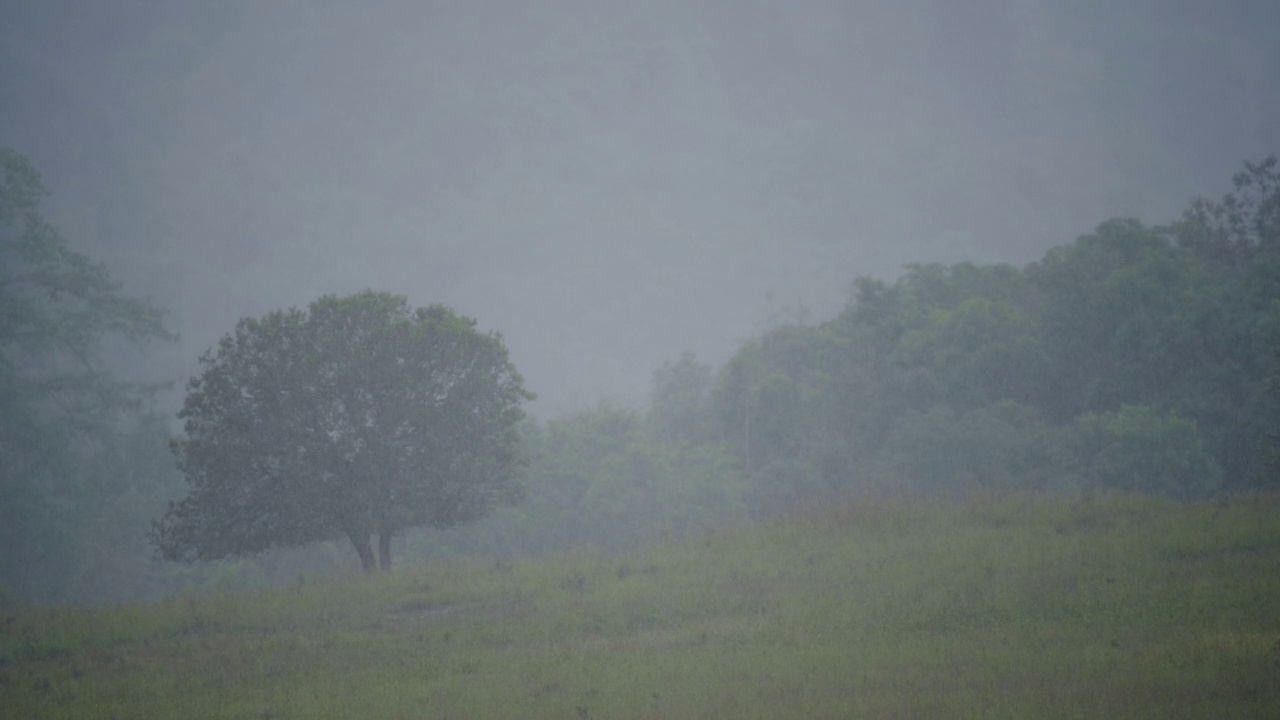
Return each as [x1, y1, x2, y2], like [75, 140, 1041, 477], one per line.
[1, 148, 174, 601]
[1, 148, 172, 446]
[151, 291, 533, 571]
[692, 156, 1280, 504]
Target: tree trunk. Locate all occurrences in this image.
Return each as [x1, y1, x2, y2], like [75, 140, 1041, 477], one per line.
[378, 531, 392, 570]
[348, 531, 376, 573]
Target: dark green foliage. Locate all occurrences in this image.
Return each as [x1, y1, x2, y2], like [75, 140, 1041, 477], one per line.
[1175, 155, 1280, 271]
[1169, 158, 1280, 487]
[152, 291, 533, 571]
[1, 148, 174, 604]
[712, 324, 850, 513]
[381, 155, 1280, 561]
[693, 157, 1280, 506]
[1255, 348, 1280, 488]
[886, 263, 1046, 413]
[509, 399, 743, 554]
[1061, 405, 1220, 500]
[1026, 219, 1224, 421]
[881, 402, 1058, 494]
[405, 362, 746, 561]
[11, 147, 1280, 600]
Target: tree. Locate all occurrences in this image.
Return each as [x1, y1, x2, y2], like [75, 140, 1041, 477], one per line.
[711, 323, 859, 513]
[649, 351, 715, 446]
[151, 291, 533, 572]
[1175, 155, 1279, 272]
[889, 268, 1046, 413]
[1063, 405, 1220, 500]
[880, 401, 1057, 494]
[1024, 218, 1198, 420]
[1, 148, 172, 448]
[1, 148, 173, 601]
[1173, 156, 1280, 488]
[1254, 347, 1280, 488]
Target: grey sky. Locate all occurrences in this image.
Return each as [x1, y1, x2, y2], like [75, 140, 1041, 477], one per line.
[3, 1, 1277, 413]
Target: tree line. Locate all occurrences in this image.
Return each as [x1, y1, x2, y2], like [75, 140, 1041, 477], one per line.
[3, 147, 1278, 605]
[432, 156, 1280, 558]
[715, 157, 1280, 504]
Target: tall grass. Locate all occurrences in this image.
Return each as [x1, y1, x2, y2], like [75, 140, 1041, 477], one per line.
[3, 492, 1278, 718]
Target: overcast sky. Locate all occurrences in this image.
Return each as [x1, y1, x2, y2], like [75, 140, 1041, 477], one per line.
[3, 0, 1277, 414]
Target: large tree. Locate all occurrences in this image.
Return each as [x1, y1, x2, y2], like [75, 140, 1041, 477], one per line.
[152, 291, 533, 571]
[1, 148, 173, 600]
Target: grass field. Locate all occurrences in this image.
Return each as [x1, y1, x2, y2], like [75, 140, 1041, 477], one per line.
[3, 492, 1279, 719]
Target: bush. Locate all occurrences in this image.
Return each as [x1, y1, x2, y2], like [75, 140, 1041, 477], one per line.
[1063, 405, 1220, 499]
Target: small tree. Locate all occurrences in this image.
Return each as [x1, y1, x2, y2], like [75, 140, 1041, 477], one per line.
[151, 291, 533, 571]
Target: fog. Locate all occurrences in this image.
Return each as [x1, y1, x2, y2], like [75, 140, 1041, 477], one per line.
[4, 0, 1277, 413]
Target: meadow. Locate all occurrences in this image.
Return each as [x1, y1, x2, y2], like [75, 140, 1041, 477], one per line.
[3, 492, 1279, 719]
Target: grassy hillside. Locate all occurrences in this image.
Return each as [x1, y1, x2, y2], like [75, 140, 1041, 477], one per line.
[3, 492, 1279, 719]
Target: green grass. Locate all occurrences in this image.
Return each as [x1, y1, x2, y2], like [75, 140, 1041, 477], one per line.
[3, 492, 1279, 718]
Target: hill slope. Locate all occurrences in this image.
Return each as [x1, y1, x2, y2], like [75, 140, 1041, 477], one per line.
[4, 493, 1279, 718]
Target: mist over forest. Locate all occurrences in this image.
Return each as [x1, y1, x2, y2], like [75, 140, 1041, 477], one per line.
[3, 1, 1280, 606]
[6, 0, 1277, 412]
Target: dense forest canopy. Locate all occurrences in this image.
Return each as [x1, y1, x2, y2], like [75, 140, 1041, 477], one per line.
[700, 158, 1280, 508]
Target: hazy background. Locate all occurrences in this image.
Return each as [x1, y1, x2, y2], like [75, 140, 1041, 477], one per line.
[3, 0, 1277, 414]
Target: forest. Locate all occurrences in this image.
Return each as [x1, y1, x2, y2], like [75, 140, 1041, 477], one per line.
[428, 155, 1280, 561]
[2, 151, 1279, 607]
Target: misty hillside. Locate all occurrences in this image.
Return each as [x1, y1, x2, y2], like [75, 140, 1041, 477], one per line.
[4, 493, 1279, 718]
[3, 143, 1278, 607]
[3, 1, 1277, 411]
[2, 3, 1279, 608]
